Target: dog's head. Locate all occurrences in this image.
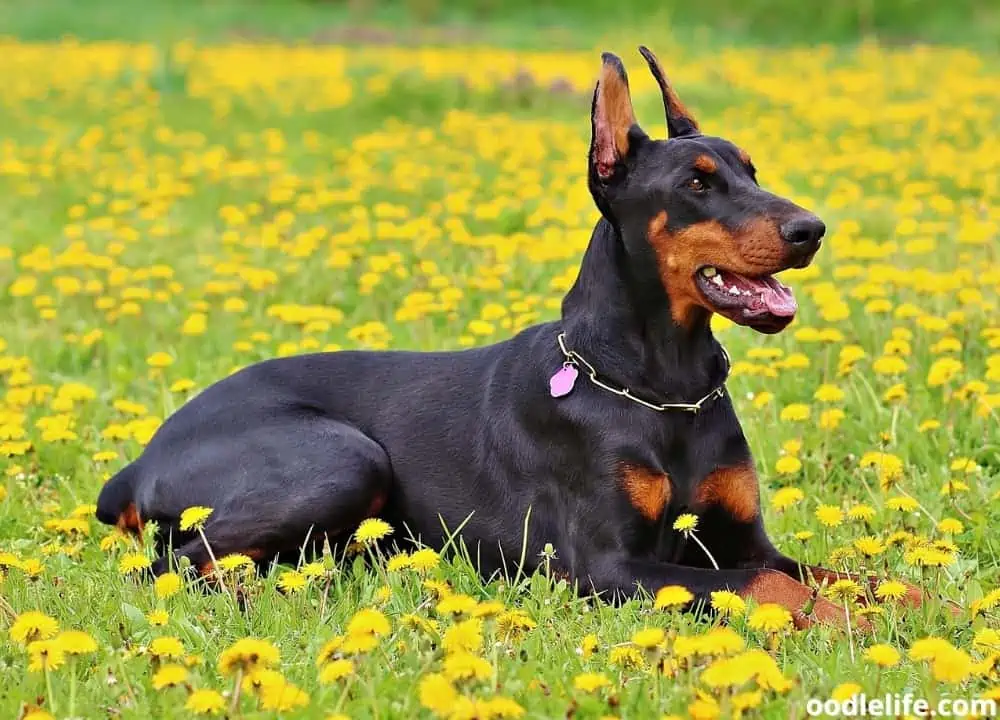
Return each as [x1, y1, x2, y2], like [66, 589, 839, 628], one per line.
[588, 48, 825, 334]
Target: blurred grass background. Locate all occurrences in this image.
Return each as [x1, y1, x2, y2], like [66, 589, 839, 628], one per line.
[1, 0, 998, 49]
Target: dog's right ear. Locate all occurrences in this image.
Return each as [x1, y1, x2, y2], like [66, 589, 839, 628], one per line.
[589, 53, 643, 183]
[638, 45, 699, 138]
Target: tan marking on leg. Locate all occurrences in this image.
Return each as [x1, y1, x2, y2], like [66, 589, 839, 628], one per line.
[740, 570, 866, 630]
[618, 464, 671, 522]
[800, 565, 925, 608]
[695, 464, 760, 523]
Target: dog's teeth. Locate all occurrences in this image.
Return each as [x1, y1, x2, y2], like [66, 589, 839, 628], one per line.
[701, 267, 717, 278]
[711, 275, 724, 287]
[728, 286, 741, 296]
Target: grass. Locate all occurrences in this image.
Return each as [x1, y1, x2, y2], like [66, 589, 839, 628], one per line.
[1, 4, 1000, 719]
[2, 0, 1000, 48]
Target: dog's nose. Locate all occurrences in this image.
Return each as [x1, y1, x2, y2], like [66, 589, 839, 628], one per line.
[780, 216, 826, 248]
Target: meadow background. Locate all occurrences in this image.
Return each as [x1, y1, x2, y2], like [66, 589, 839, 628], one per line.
[1, 0, 999, 718]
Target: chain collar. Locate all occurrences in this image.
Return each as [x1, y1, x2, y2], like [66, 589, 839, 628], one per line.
[556, 332, 730, 413]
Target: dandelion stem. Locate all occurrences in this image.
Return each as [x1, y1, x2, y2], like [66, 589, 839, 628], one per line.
[69, 657, 77, 718]
[844, 598, 855, 663]
[230, 667, 243, 714]
[197, 527, 231, 597]
[689, 532, 719, 570]
[45, 666, 57, 714]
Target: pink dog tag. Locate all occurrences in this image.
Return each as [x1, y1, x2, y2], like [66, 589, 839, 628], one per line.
[549, 364, 579, 398]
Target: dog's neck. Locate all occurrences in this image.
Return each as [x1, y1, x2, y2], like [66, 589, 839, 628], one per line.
[559, 217, 728, 402]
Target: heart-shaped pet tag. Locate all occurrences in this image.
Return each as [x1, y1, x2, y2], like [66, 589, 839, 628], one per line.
[549, 364, 579, 398]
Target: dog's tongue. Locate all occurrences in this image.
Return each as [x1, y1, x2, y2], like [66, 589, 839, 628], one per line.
[755, 276, 797, 317]
[725, 273, 797, 317]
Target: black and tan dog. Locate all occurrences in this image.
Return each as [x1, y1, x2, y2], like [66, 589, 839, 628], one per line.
[97, 48, 922, 627]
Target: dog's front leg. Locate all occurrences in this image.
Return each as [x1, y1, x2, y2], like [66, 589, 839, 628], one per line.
[583, 554, 854, 629]
[758, 553, 925, 609]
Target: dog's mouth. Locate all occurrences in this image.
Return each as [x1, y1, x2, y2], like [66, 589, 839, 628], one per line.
[694, 266, 797, 334]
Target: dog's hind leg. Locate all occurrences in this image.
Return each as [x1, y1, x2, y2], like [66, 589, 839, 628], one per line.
[148, 419, 391, 576]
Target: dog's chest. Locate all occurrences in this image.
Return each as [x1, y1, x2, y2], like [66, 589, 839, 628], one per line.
[613, 422, 757, 525]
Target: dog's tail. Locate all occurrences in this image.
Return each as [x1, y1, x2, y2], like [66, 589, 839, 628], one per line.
[96, 464, 140, 529]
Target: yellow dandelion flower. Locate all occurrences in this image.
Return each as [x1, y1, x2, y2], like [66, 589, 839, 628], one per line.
[573, 672, 611, 693]
[387, 553, 413, 571]
[937, 518, 964, 534]
[747, 603, 793, 633]
[146, 352, 175, 368]
[277, 570, 307, 593]
[346, 608, 390, 637]
[419, 673, 459, 715]
[673, 513, 698, 533]
[155, 572, 182, 599]
[354, 518, 392, 544]
[443, 651, 493, 681]
[436, 593, 478, 617]
[340, 633, 379, 655]
[710, 590, 746, 617]
[316, 636, 344, 666]
[853, 536, 885, 557]
[771, 487, 804, 512]
[864, 644, 901, 667]
[27, 639, 67, 672]
[9, 611, 59, 645]
[215, 553, 255, 572]
[185, 689, 225, 715]
[178, 505, 213, 531]
[609, 645, 645, 670]
[815, 504, 844, 528]
[779, 403, 810, 422]
[149, 636, 185, 659]
[218, 638, 281, 675]
[443, 619, 483, 655]
[152, 664, 189, 690]
[631, 627, 666, 649]
[260, 679, 309, 711]
[826, 579, 863, 602]
[496, 610, 536, 636]
[847, 504, 876, 521]
[472, 600, 505, 618]
[319, 658, 354, 684]
[409, 548, 440, 571]
[886, 495, 919, 512]
[831, 682, 862, 701]
[146, 610, 169, 626]
[909, 637, 954, 661]
[933, 647, 973, 683]
[55, 630, 97, 655]
[654, 585, 694, 609]
[775, 456, 802, 475]
[118, 552, 151, 575]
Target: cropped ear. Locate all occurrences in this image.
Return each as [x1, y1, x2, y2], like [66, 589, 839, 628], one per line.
[590, 52, 641, 182]
[638, 45, 699, 138]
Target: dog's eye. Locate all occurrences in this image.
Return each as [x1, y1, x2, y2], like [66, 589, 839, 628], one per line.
[688, 178, 707, 193]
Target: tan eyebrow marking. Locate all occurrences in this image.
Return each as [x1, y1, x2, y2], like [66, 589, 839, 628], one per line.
[694, 154, 717, 173]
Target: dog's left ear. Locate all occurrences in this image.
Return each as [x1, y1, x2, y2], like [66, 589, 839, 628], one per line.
[638, 46, 699, 138]
[590, 52, 644, 183]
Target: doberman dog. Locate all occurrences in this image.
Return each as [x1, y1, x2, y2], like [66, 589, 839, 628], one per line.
[97, 47, 923, 627]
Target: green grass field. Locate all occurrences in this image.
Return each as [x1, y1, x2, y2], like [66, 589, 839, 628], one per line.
[1, 2, 999, 718]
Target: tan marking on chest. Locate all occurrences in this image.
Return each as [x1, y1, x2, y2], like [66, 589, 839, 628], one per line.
[694, 464, 760, 522]
[619, 464, 672, 521]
